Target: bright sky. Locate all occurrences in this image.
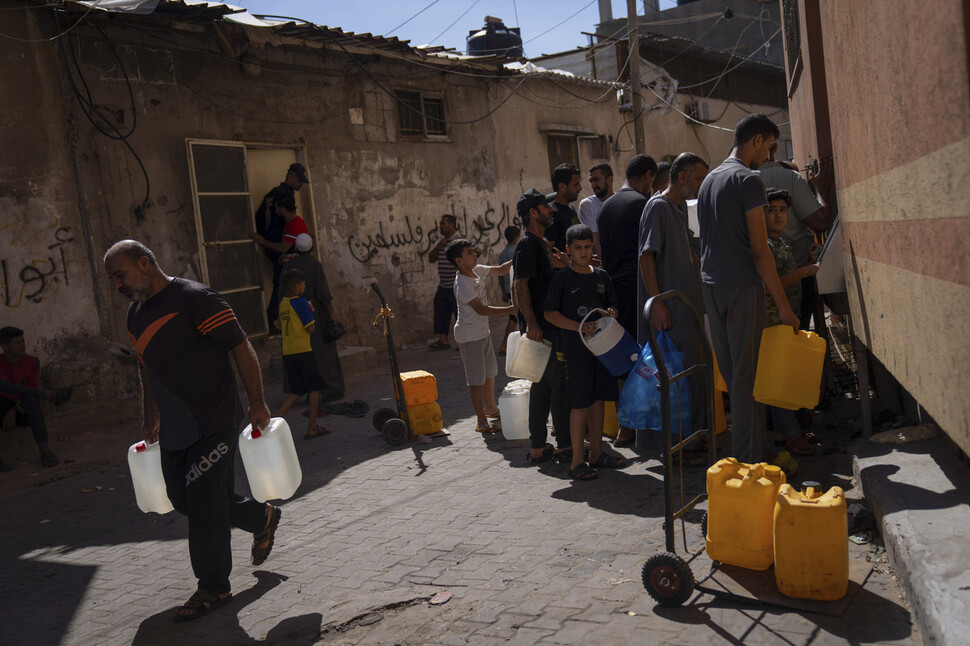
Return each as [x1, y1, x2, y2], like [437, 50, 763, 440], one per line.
[230, 0, 678, 58]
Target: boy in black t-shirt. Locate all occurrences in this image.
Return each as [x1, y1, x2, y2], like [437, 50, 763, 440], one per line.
[544, 225, 628, 481]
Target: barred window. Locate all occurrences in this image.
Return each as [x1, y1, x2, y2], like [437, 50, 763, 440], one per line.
[395, 90, 447, 139]
[783, 0, 801, 84]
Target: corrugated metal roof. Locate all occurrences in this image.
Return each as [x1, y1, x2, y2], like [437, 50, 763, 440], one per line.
[69, 0, 611, 83]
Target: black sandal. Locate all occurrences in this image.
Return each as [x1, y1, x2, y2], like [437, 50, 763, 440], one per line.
[526, 444, 554, 464]
[591, 453, 627, 469]
[172, 589, 232, 623]
[40, 450, 59, 468]
[251, 505, 281, 566]
[569, 462, 598, 481]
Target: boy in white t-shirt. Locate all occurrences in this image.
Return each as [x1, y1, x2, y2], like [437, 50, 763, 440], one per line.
[445, 240, 514, 433]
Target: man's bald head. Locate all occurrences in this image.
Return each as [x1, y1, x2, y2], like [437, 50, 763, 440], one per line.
[103, 239, 157, 266]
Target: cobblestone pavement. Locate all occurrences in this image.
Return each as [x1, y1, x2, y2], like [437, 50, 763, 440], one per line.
[0, 324, 920, 645]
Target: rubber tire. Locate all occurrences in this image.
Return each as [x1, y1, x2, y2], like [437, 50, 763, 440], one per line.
[381, 418, 408, 446]
[701, 511, 708, 539]
[373, 407, 397, 432]
[642, 552, 696, 606]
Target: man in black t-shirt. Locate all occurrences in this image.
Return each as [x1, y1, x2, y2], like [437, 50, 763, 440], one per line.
[104, 239, 282, 623]
[512, 189, 570, 464]
[544, 164, 582, 253]
[598, 154, 657, 336]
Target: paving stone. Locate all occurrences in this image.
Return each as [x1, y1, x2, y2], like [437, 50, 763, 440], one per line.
[0, 323, 923, 646]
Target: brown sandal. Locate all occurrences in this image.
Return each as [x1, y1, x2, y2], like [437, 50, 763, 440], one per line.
[251, 505, 281, 566]
[172, 589, 232, 622]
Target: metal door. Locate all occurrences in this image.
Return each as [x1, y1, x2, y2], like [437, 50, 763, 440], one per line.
[186, 140, 268, 336]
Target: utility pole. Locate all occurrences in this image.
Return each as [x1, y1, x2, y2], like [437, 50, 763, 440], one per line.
[626, 0, 645, 154]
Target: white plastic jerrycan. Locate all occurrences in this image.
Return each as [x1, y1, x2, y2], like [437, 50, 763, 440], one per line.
[498, 379, 532, 440]
[127, 441, 174, 514]
[239, 417, 302, 502]
[505, 331, 552, 382]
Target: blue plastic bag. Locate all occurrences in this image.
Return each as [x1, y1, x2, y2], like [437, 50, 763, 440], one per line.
[617, 331, 692, 433]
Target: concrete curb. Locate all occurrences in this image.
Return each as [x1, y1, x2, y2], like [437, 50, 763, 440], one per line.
[852, 436, 970, 646]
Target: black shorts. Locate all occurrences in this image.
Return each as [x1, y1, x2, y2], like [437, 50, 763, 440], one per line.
[563, 353, 619, 410]
[282, 352, 326, 395]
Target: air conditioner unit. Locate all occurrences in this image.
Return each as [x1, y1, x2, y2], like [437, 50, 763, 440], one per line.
[686, 99, 715, 123]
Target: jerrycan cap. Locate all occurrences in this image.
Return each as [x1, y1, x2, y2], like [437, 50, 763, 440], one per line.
[251, 428, 262, 439]
[135, 442, 147, 452]
[801, 480, 822, 498]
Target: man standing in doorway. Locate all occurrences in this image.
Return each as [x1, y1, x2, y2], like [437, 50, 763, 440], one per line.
[427, 214, 465, 350]
[638, 152, 710, 464]
[104, 240, 282, 622]
[578, 163, 614, 259]
[254, 162, 309, 326]
[698, 114, 799, 464]
[544, 164, 582, 254]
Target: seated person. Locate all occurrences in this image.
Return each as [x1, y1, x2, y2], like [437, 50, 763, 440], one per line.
[0, 326, 72, 470]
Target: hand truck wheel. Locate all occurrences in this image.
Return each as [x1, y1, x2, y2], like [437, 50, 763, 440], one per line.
[642, 552, 696, 606]
[381, 418, 408, 445]
[372, 407, 397, 432]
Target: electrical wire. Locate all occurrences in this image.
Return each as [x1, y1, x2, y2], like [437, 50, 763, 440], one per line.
[430, 0, 479, 45]
[0, 0, 103, 42]
[644, 82, 733, 132]
[511, 0, 519, 31]
[385, 0, 440, 37]
[704, 7, 760, 99]
[323, 27, 529, 126]
[522, 0, 597, 46]
[675, 27, 782, 91]
[657, 14, 723, 67]
[59, 23, 152, 211]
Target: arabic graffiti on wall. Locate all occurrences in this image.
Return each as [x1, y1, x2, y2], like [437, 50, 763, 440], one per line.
[348, 202, 520, 264]
[0, 226, 74, 307]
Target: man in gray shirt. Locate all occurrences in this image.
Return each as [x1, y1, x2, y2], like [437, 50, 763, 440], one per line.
[638, 153, 710, 463]
[698, 114, 799, 463]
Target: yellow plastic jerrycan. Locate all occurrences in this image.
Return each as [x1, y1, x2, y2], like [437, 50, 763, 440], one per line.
[406, 402, 443, 436]
[714, 390, 727, 436]
[706, 458, 787, 570]
[753, 325, 827, 410]
[400, 370, 438, 406]
[603, 401, 619, 438]
[774, 482, 848, 601]
[712, 352, 728, 392]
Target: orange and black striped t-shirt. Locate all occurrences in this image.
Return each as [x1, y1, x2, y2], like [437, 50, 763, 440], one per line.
[127, 277, 247, 451]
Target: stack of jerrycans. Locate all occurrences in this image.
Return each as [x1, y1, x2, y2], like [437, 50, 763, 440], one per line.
[706, 458, 787, 570]
[400, 370, 443, 436]
[707, 458, 849, 601]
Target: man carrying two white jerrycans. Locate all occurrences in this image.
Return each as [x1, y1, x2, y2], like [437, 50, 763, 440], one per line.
[104, 240, 283, 623]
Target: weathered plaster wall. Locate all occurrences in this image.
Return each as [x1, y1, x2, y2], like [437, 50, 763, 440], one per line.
[0, 6, 139, 425]
[4, 8, 796, 432]
[0, 8, 101, 346]
[804, 0, 970, 452]
[15, 17, 633, 354]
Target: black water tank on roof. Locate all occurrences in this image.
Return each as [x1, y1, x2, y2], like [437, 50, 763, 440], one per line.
[467, 16, 523, 58]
